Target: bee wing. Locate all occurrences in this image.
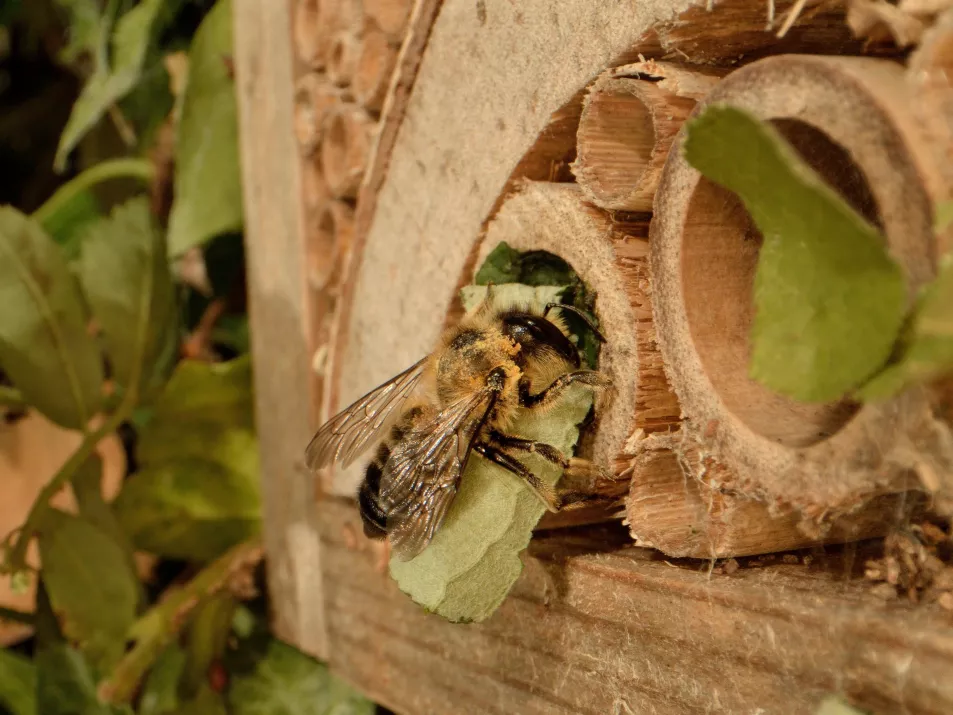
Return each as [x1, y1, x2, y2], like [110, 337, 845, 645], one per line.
[380, 386, 498, 561]
[304, 357, 428, 471]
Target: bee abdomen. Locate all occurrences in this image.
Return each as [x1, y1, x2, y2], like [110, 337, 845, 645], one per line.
[359, 459, 387, 539]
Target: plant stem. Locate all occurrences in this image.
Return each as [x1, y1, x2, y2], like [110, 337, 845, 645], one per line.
[0, 385, 26, 410]
[32, 158, 155, 227]
[1, 406, 130, 575]
[0, 605, 35, 627]
[99, 537, 265, 705]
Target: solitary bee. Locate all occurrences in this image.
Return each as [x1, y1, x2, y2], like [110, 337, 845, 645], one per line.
[304, 288, 612, 560]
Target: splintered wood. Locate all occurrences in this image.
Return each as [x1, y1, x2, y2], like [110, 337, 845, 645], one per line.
[290, 0, 410, 441]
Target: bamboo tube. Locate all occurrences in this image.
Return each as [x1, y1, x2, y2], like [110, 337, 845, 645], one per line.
[650, 54, 950, 526]
[473, 181, 681, 528]
[293, 75, 342, 156]
[309, 200, 354, 291]
[353, 22, 398, 112]
[626, 434, 918, 558]
[321, 105, 374, 199]
[293, 0, 362, 69]
[327, 30, 361, 88]
[572, 61, 723, 212]
[363, 0, 412, 40]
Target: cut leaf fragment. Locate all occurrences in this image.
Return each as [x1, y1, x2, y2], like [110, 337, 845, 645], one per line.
[166, 0, 244, 256]
[0, 207, 104, 430]
[860, 253, 953, 399]
[390, 285, 594, 623]
[683, 104, 907, 403]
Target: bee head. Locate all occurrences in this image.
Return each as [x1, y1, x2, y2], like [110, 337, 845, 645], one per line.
[498, 311, 580, 369]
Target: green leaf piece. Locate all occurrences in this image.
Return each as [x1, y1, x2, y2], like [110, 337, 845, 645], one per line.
[166, 0, 244, 256]
[114, 356, 260, 561]
[53, 0, 103, 65]
[78, 197, 178, 403]
[54, 0, 170, 171]
[390, 285, 593, 623]
[683, 104, 907, 403]
[0, 207, 103, 429]
[139, 646, 187, 715]
[0, 648, 37, 715]
[860, 254, 953, 399]
[38, 513, 139, 674]
[936, 200, 953, 233]
[229, 639, 375, 715]
[36, 645, 113, 715]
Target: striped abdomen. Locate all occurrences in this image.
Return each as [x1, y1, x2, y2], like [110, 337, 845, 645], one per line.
[358, 405, 425, 539]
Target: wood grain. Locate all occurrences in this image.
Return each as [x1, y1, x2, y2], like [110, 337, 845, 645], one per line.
[234, 0, 328, 658]
[319, 497, 953, 715]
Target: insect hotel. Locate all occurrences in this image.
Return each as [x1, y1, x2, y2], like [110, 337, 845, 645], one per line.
[236, 0, 953, 712]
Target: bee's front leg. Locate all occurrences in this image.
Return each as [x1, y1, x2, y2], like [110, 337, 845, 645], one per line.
[518, 371, 612, 411]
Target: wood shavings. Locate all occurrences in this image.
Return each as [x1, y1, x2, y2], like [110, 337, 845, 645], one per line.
[864, 520, 953, 605]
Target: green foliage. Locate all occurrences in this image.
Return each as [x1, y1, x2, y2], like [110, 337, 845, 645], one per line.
[78, 197, 178, 402]
[35, 645, 129, 715]
[138, 646, 186, 715]
[0, 207, 104, 430]
[860, 253, 953, 399]
[228, 639, 376, 715]
[38, 512, 140, 674]
[0, 649, 37, 715]
[683, 104, 907, 403]
[166, 0, 244, 256]
[390, 285, 593, 623]
[55, 0, 181, 171]
[114, 356, 261, 561]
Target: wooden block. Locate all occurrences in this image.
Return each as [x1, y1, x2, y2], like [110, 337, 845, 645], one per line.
[318, 497, 953, 715]
[353, 21, 399, 112]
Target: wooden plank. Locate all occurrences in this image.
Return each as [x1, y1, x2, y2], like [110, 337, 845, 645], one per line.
[234, 0, 328, 658]
[319, 497, 953, 715]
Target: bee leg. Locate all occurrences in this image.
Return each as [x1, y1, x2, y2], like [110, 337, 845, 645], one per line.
[519, 371, 612, 411]
[487, 430, 569, 467]
[473, 443, 561, 512]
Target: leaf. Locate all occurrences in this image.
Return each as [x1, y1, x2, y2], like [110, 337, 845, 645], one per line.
[139, 646, 187, 715]
[859, 254, 953, 399]
[38, 189, 101, 261]
[474, 242, 522, 285]
[390, 285, 593, 623]
[54, 0, 172, 171]
[179, 684, 227, 715]
[166, 0, 244, 256]
[53, 0, 103, 65]
[78, 197, 178, 402]
[683, 104, 907, 403]
[0, 648, 37, 715]
[228, 639, 375, 715]
[0, 207, 103, 430]
[35, 645, 113, 715]
[181, 594, 236, 698]
[114, 356, 261, 561]
[38, 514, 139, 674]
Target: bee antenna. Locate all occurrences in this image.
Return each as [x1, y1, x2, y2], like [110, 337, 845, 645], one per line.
[543, 303, 607, 343]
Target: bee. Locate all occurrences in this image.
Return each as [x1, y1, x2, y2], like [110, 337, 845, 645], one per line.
[304, 288, 612, 561]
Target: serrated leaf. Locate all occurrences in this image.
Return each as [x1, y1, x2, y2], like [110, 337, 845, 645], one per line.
[139, 646, 187, 715]
[38, 514, 139, 674]
[35, 645, 113, 715]
[167, 0, 243, 256]
[228, 639, 375, 715]
[0, 207, 103, 429]
[390, 285, 592, 623]
[683, 104, 907, 403]
[38, 189, 101, 261]
[114, 356, 260, 561]
[54, 0, 171, 171]
[859, 254, 953, 399]
[78, 197, 178, 402]
[0, 648, 37, 715]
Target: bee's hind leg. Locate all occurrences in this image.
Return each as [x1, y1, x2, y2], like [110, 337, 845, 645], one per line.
[474, 443, 561, 512]
[487, 430, 611, 489]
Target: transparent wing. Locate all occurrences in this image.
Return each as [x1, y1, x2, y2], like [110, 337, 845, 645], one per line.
[304, 358, 428, 471]
[381, 387, 498, 561]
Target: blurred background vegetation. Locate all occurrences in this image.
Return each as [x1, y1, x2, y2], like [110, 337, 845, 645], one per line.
[0, 1, 378, 712]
